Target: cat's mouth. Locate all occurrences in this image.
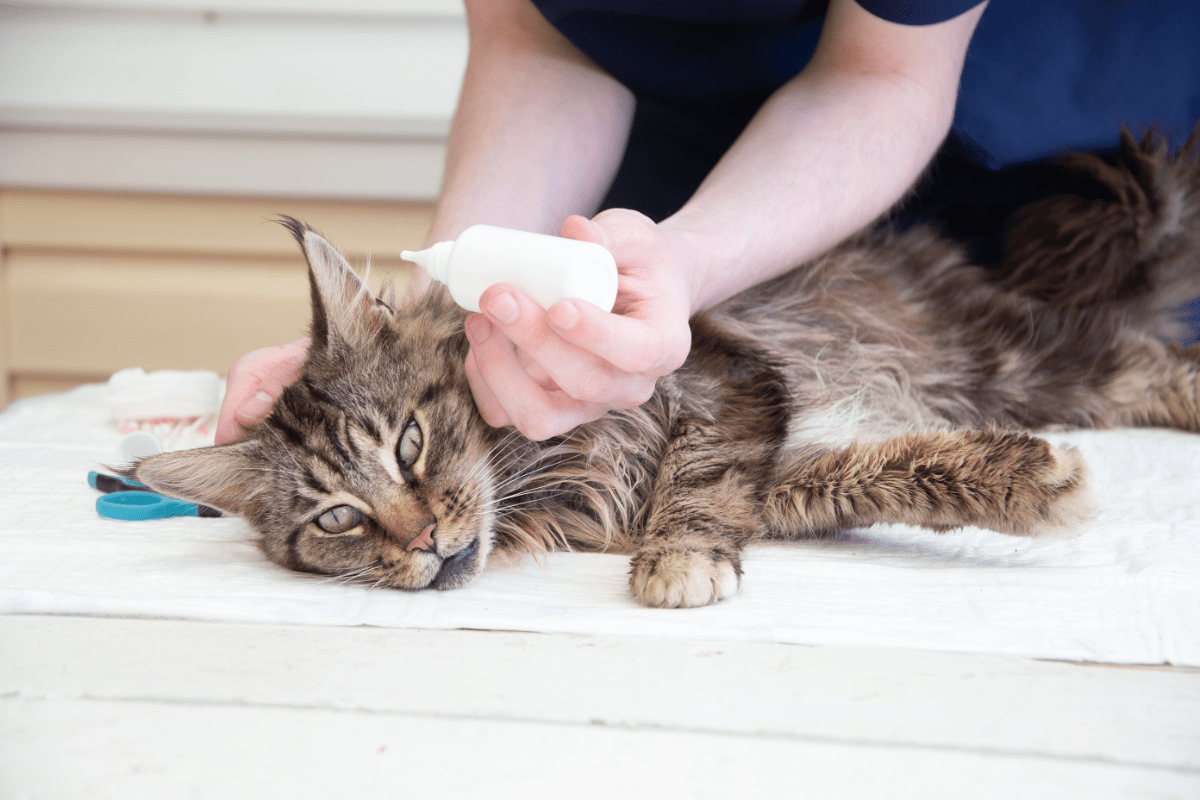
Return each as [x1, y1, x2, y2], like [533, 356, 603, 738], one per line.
[429, 536, 481, 590]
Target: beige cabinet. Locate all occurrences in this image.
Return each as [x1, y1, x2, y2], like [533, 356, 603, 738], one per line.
[0, 190, 433, 405]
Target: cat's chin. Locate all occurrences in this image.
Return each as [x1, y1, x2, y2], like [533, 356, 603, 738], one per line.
[362, 535, 486, 592]
[429, 536, 483, 590]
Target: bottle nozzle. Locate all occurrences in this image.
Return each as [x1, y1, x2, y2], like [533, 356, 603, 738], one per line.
[402, 240, 454, 283]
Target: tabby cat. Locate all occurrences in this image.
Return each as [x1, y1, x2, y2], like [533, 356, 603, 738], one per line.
[132, 130, 1200, 608]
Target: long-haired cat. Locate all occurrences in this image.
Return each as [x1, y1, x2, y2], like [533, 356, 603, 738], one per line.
[132, 130, 1200, 608]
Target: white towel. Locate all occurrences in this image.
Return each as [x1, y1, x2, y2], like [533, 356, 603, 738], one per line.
[2, 384, 1197, 665]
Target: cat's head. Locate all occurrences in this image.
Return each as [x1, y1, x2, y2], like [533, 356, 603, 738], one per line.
[132, 218, 506, 590]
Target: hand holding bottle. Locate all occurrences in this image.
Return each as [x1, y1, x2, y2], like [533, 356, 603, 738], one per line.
[463, 210, 695, 441]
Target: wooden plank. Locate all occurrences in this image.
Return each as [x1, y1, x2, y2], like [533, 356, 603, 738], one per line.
[0, 205, 9, 408]
[0, 189, 434, 257]
[10, 374, 106, 400]
[2, 616, 1197, 772]
[5, 251, 411, 375]
[2, 695, 1195, 800]
[0, 8, 465, 137]
[0, 130, 449, 201]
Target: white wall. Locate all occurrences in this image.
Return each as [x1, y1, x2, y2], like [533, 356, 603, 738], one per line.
[0, 0, 467, 198]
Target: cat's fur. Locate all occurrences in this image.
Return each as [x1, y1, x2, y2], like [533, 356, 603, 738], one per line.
[133, 129, 1200, 607]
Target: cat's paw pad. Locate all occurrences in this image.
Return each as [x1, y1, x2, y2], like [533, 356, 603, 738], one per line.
[629, 540, 741, 608]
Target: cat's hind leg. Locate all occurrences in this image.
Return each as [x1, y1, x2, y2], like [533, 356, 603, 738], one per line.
[765, 428, 1096, 539]
[1107, 338, 1200, 432]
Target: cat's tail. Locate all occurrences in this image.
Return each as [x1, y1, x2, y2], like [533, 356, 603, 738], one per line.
[996, 126, 1200, 342]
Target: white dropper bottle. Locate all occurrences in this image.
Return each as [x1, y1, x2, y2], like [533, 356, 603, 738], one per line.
[401, 225, 619, 313]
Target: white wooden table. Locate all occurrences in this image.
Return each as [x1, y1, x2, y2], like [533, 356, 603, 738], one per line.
[3, 615, 1197, 798]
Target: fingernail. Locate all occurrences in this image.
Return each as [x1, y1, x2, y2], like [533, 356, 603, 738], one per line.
[486, 292, 519, 325]
[236, 391, 276, 426]
[550, 301, 580, 331]
[466, 315, 492, 344]
[248, 391, 274, 415]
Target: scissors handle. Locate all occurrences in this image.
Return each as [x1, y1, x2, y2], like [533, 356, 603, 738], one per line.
[96, 490, 199, 521]
[88, 470, 147, 493]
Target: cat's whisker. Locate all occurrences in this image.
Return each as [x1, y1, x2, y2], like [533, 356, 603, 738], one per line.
[314, 564, 376, 587]
[489, 453, 581, 495]
[448, 429, 523, 508]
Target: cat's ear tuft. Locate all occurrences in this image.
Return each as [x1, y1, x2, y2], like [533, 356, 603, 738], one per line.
[277, 216, 394, 350]
[131, 442, 265, 517]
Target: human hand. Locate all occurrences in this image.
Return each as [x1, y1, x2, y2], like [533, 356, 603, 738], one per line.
[462, 209, 695, 441]
[215, 338, 310, 444]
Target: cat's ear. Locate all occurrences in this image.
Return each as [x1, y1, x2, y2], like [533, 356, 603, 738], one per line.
[131, 442, 265, 517]
[278, 216, 394, 350]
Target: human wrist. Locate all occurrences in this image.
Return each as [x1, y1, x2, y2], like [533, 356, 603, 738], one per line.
[658, 214, 747, 314]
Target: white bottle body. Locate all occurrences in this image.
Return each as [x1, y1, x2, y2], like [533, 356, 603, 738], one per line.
[403, 225, 619, 314]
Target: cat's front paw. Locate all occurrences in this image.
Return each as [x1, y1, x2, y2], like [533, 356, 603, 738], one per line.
[629, 538, 742, 608]
[1023, 443, 1097, 537]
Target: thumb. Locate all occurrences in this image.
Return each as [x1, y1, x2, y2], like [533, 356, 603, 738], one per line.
[234, 390, 278, 428]
[560, 214, 606, 247]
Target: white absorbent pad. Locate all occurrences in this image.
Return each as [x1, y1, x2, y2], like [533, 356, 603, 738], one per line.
[1, 384, 1197, 666]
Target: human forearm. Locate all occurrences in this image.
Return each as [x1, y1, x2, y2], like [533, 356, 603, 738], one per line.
[428, 0, 634, 245]
[663, 0, 986, 311]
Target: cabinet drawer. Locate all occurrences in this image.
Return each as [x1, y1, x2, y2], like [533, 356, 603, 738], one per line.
[5, 251, 411, 375]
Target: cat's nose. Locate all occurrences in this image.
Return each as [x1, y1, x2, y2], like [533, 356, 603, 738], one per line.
[406, 522, 437, 553]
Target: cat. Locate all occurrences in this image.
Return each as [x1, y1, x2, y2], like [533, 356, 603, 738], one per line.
[131, 129, 1200, 608]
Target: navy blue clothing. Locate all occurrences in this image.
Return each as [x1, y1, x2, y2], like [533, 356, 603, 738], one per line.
[531, 0, 1200, 230]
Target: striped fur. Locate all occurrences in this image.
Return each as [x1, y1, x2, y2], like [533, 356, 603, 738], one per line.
[135, 130, 1200, 607]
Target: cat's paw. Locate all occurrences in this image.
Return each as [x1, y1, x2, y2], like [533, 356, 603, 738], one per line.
[628, 538, 742, 608]
[1024, 443, 1098, 537]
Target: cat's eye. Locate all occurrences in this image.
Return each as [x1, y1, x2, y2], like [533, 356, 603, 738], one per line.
[397, 420, 424, 469]
[315, 505, 363, 534]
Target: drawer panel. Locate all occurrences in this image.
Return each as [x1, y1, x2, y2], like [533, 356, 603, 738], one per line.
[5, 251, 412, 375]
[0, 190, 434, 258]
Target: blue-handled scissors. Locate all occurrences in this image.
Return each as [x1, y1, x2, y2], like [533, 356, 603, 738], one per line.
[89, 471, 221, 521]
[97, 491, 203, 521]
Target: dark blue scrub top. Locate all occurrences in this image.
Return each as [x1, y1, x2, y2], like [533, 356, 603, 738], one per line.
[531, 0, 1200, 229]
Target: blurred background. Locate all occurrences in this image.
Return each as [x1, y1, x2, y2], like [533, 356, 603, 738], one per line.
[0, 0, 467, 406]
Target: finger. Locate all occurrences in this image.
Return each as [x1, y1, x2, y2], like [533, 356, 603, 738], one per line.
[467, 307, 607, 440]
[215, 338, 310, 444]
[548, 296, 689, 377]
[561, 211, 694, 372]
[463, 321, 512, 429]
[562, 209, 660, 277]
[215, 406, 249, 447]
[465, 351, 513, 429]
[232, 390, 277, 429]
[479, 283, 632, 406]
[560, 214, 606, 247]
[514, 347, 558, 391]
